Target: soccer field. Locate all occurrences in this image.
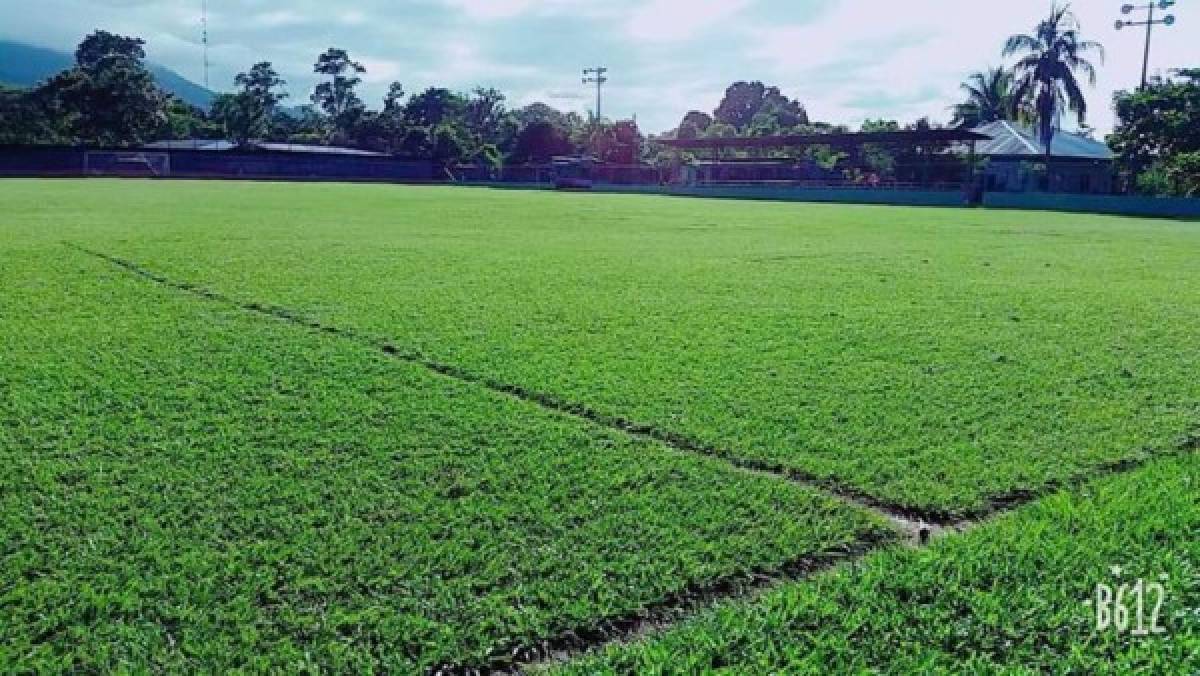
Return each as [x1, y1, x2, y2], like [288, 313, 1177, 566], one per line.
[3, 180, 1197, 671]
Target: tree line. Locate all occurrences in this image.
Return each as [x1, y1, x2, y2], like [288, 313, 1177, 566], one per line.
[0, 2, 1195, 195]
[0, 31, 645, 168]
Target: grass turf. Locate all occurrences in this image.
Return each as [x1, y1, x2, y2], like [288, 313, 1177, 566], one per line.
[0, 251, 888, 671]
[556, 452, 1200, 674]
[8, 180, 1198, 515]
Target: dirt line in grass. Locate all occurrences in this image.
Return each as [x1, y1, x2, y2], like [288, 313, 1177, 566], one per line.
[70, 244, 1199, 674]
[442, 536, 891, 675]
[497, 444, 1200, 676]
[68, 244, 941, 530]
[73, 243, 1196, 528]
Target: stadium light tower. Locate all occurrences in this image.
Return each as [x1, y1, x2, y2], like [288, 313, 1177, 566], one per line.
[582, 67, 608, 123]
[1115, 1, 1177, 89]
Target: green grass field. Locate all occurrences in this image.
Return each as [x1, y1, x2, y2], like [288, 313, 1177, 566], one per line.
[2, 179, 1197, 671]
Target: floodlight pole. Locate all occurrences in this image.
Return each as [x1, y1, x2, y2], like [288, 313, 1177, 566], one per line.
[582, 67, 608, 125]
[1116, 2, 1177, 89]
[1143, 2, 1153, 87]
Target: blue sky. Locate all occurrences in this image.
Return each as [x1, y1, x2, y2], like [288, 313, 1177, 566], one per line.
[1, 1, 1194, 134]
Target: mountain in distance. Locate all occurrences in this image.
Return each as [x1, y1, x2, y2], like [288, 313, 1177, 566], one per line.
[0, 40, 216, 109]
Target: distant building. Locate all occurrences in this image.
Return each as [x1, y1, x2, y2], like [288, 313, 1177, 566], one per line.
[142, 140, 386, 157]
[141, 139, 238, 152]
[971, 120, 1114, 194]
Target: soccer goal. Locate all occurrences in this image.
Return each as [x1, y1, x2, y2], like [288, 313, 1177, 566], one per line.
[83, 151, 171, 178]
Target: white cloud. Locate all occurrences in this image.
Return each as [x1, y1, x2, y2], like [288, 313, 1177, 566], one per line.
[338, 10, 369, 26]
[743, 1, 1194, 133]
[0, 0, 1192, 134]
[412, 40, 541, 86]
[440, 0, 539, 20]
[249, 10, 309, 28]
[358, 57, 404, 84]
[439, 0, 602, 21]
[626, 0, 753, 43]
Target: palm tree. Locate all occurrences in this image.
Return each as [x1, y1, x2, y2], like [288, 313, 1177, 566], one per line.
[1003, 3, 1103, 159]
[951, 67, 1018, 128]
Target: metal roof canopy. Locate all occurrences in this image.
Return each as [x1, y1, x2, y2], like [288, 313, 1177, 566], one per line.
[656, 128, 990, 151]
[970, 120, 1113, 161]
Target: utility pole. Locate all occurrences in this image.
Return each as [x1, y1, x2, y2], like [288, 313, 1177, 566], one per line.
[201, 0, 210, 90]
[1116, 1, 1177, 89]
[582, 67, 608, 124]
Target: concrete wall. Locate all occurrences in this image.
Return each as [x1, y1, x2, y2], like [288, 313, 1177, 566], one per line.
[983, 192, 1200, 219]
[455, 181, 970, 207]
[591, 184, 970, 207]
[982, 159, 1113, 195]
[0, 146, 435, 181]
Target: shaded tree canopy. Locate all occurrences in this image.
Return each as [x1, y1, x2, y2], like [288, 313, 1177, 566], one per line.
[312, 48, 366, 138]
[74, 31, 145, 71]
[1109, 69, 1200, 164]
[213, 62, 288, 145]
[403, 87, 466, 129]
[713, 81, 808, 132]
[48, 30, 168, 145]
[1109, 69, 1200, 196]
[675, 110, 713, 139]
[510, 119, 573, 163]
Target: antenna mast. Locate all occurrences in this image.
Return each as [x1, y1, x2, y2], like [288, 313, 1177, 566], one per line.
[202, 0, 210, 90]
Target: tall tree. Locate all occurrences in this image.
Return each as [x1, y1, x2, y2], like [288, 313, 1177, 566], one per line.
[464, 88, 507, 143]
[312, 48, 366, 141]
[951, 67, 1019, 127]
[213, 62, 287, 145]
[236, 62, 288, 113]
[382, 82, 406, 117]
[48, 31, 168, 145]
[1003, 3, 1103, 157]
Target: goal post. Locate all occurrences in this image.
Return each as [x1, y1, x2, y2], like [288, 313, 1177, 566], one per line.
[83, 151, 171, 178]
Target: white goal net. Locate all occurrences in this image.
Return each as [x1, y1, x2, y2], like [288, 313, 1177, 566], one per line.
[83, 151, 171, 178]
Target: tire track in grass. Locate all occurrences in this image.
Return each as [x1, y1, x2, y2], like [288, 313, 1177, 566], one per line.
[70, 244, 1200, 673]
